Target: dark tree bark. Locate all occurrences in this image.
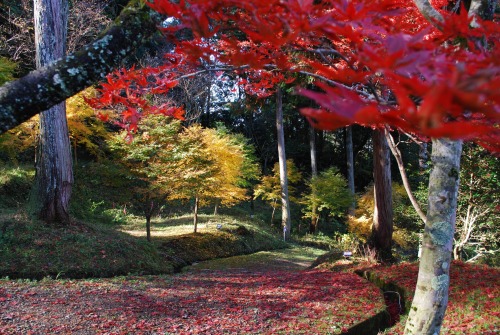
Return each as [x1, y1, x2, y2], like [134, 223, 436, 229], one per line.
[276, 86, 291, 239]
[31, 0, 73, 224]
[0, 1, 157, 134]
[371, 129, 393, 261]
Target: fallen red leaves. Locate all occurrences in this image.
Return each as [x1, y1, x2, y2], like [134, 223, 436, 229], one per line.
[0, 268, 385, 334]
[368, 260, 500, 334]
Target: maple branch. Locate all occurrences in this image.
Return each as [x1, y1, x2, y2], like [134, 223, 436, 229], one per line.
[413, 0, 444, 28]
[175, 65, 250, 80]
[0, 1, 158, 134]
[295, 70, 390, 103]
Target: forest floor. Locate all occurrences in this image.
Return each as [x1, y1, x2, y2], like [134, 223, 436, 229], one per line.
[0, 246, 388, 335]
[1, 246, 499, 335]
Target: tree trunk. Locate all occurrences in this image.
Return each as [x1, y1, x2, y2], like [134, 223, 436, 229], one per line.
[193, 196, 199, 233]
[146, 215, 152, 242]
[145, 198, 154, 242]
[385, 128, 427, 224]
[371, 129, 393, 261]
[214, 199, 220, 216]
[31, 0, 73, 224]
[346, 125, 355, 215]
[404, 139, 462, 335]
[271, 199, 277, 225]
[309, 125, 319, 234]
[276, 86, 291, 239]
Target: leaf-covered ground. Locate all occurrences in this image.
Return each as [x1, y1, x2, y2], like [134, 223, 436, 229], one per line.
[362, 261, 500, 335]
[0, 248, 385, 334]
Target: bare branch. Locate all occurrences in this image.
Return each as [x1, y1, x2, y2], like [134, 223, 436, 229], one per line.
[384, 126, 427, 224]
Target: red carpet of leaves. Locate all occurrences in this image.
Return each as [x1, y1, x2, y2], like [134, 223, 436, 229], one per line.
[0, 268, 385, 334]
[368, 261, 500, 335]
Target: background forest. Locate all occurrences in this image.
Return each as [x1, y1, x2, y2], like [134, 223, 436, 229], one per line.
[0, 0, 498, 266]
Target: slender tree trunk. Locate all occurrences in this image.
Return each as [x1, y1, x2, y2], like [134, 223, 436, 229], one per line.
[371, 129, 393, 260]
[309, 125, 319, 233]
[404, 139, 462, 335]
[146, 215, 152, 242]
[346, 125, 355, 215]
[31, 0, 73, 224]
[193, 195, 199, 233]
[271, 199, 277, 225]
[214, 199, 220, 216]
[276, 86, 291, 239]
[385, 128, 427, 224]
[145, 198, 154, 242]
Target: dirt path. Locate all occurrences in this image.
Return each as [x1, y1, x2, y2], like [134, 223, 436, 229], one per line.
[186, 245, 326, 273]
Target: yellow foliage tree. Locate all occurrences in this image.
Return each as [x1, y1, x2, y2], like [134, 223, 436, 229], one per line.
[254, 159, 302, 225]
[347, 183, 418, 248]
[0, 87, 108, 164]
[164, 124, 257, 232]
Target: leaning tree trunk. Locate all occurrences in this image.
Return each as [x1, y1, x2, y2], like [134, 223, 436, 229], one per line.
[31, 0, 73, 224]
[404, 138, 462, 335]
[346, 125, 355, 215]
[309, 125, 319, 233]
[371, 129, 393, 261]
[276, 86, 292, 239]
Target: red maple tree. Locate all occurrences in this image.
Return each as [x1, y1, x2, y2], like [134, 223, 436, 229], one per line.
[88, 0, 499, 153]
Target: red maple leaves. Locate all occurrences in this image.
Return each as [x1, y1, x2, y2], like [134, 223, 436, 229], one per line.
[90, 0, 499, 152]
[0, 269, 386, 334]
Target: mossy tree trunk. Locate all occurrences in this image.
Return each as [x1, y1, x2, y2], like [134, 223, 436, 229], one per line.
[276, 86, 291, 239]
[404, 138, 462, 335]
[0, 0, 157, 134]
[31, 0, 73, 224]
[371, 129, 393, 261]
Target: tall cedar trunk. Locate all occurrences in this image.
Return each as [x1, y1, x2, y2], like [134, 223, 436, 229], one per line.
[193, 196, 199, 233]
[371, 129, 393, 260]
[404, 139, 462, 335]
[32, 0, 73, 224]
[346, 126, 355, 215]
[276, 87, 291, 239]
[309, 125, 318, 233]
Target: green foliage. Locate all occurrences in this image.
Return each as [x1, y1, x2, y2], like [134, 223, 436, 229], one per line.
[254, 159, 302, 209]
[301, 167, 353, 221]
[0, 165, 34, 208]
[455, 144, 499, 264]
[70, 160, 137, 221]
[0, 57, 16, 85]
